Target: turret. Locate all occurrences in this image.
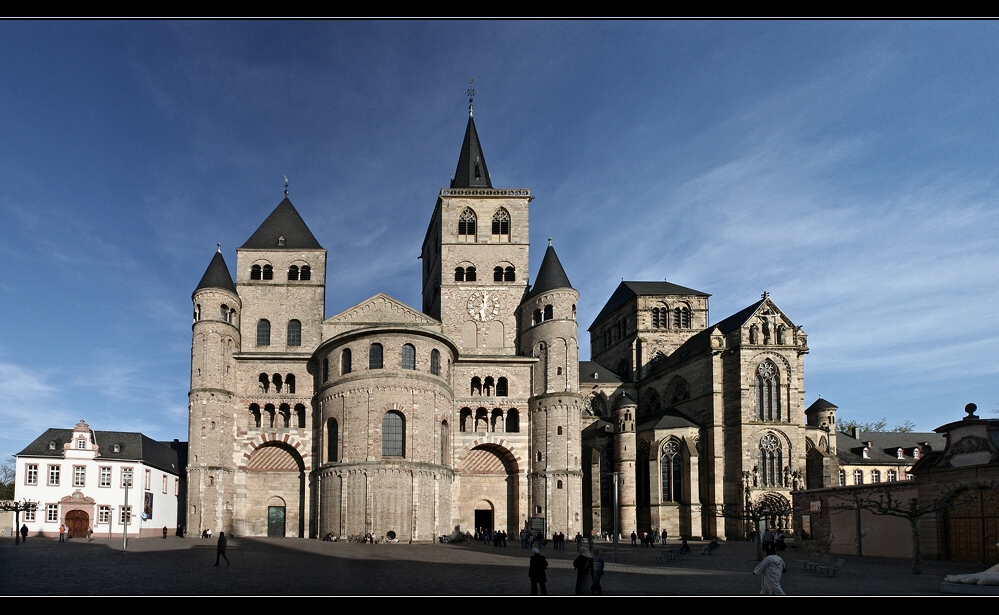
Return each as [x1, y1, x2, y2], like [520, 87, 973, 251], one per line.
[189, 247, 240, 536]
[613, 393, 637, 536]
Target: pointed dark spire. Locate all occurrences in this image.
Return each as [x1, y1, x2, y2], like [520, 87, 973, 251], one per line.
[195, 249, 236, 295]
[240, 197, 323, 250]
[526, 243, 572, 300]
[450, 114, 492, 189]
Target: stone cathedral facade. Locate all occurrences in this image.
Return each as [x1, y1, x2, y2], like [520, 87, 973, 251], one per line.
[187, 108, 839, 542]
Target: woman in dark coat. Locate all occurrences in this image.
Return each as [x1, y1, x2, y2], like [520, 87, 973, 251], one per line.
[573, 547, 593, 595]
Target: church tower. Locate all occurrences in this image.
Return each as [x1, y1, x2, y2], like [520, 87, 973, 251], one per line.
[518, 243, 584, 536]
[421, 104, 531, 355]
[188, 248, 240, 535]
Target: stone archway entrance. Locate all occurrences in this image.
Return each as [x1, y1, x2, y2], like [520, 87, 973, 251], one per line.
[66, 510, 89, 539]
[246, 443, 305, 537]
[459, 444, 520, 535]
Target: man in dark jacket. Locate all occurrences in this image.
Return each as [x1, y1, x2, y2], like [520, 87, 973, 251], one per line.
[215, 532, 230, 566]
[528, 548, 548, 595]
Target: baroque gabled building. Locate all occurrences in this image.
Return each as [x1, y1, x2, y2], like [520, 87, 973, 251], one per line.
[187, 106, 838, 541]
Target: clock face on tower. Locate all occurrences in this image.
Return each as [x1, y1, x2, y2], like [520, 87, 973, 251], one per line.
[467, 290, 501, 322]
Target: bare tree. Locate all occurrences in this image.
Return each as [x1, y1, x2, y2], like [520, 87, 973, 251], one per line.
[701, 489, 792, 560]
[0, 456, 14, 501]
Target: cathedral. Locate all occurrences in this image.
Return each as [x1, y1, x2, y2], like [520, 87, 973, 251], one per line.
[187, 105, 839, 542]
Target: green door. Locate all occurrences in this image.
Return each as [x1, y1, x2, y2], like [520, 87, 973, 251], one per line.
[267, 506, 286, 537]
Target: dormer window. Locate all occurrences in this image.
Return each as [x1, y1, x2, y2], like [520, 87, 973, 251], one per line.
[278, 236, 286, 247]
[862, 446, 870, 459]
[77, 438, 86, 449]
[913, 447, 921, 460]
[113, 444, 121, 453]
[48, 441, 56, 451]
[897, 447, 905, 460]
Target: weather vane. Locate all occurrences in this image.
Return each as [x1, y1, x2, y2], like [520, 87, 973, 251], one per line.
[284, 175, 289, 196]
[466, 78, 477, 117]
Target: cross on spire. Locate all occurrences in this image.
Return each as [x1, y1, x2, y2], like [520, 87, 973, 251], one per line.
[465, 78, 477, 117]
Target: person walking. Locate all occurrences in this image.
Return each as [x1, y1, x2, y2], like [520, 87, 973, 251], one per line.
[215, 532, 230, 566]
[753, 544, 787, 595]
[591, 548, 605, 595]
[20, 524, 28, 543]
[528, 547, 548, 595]
[573, 547, 594, 595]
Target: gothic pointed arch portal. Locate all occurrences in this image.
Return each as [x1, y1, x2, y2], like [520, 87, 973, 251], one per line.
[458, 443, 521, 536]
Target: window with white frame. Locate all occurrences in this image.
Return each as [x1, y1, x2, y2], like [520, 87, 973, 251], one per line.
[26, 464, 37, 485]
[48, 465, 60, 486]
[162, 475, 168, 493]
[98, 506, 111, 524]
[887, 469, 898, 482]
[145, 469, 151, 491]
[120, 506, 132, 525]
[100, 467, 112, 487]
[24, 508, 35, 522]
[870, 469, 881, 483]
[74, 465, 86, 487]
[121, 467, 133, 488]
[854, 469, 864, 485]
[46, 504, 58, 523]
[77, 438, 86, 449]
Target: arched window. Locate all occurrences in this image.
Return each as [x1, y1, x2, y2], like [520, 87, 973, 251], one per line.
[256, 320, 271, 346]
[382, 411, 405, 457]
[458, 208, 476, 242]
[533, 309, 542, 325]
[288, 265, 299, 281]
[673, 306, 690, 329]
[759, 433, 783, 487]
[543, 305, 553, 320]
[262, 264, 273, 280]
[300, 265, 311, 280]
[430, 349, 440, 376]
[465, 266, 476, 282]
[327, 418, 338, 462]
[401, 344, 416, 370]
[871, 470, 881, 484]
[322, 358, 329, 382]
[661, 439, 683, 502]
[755, 359, 781, 421]
[294, 403, 305, 428]
[491, 208, 510, 241]
[440, 421, 449, 464]
[506, 409, 519, 432]
[287, 320, 301, 346]
[887, 469, 898, 482]
[459, 408, 472, 432]
[285, 374, 296, 394]
[493, 266, 504, 282]
[504, 267, 515, 282]
[854, 469, 864, 485]
[250, 264, 262, 280]
[272, 373, 283, 393]
[455, 267, 465, 282]
[368, 344, 382, 370]
[839, 469, 846, 486]
[258, 373, 270, 393]
[471, 377, 482, 396]
[250, 404, 261, 428]
[341, 349, 352, 375]
[668, 376, 690, 404]
[496, 377, 508, 397]
[279, 403, 291, 428]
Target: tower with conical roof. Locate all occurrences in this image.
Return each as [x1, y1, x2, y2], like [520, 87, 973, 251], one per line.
[188, 247, 241, 536]
[421, 102, 531, 355]
[518, 241, 584, 537]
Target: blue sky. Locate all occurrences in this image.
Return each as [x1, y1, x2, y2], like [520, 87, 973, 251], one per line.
[1, 20, 997, 459]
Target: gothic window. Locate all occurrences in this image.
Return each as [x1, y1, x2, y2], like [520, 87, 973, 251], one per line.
[673, 306, 690, 329]
[369, 344, 383, 369]
[649, 351, 666, 369]
[759, 433, 783, 487]
[251, 264, 262, 280]
[465, 266, 477, 282]
[262, 264, 273, 280]
[544, 305, 553, 320]
[401, 344, 416, 370]
[458, 209, 477, 242]
[342, 349, 352, 375]
[382, 411, 405, 457]
[668, 377, 690, 405]
[494, 266, 503, 282]
[288, 265, 299, 281]
[661, 439, 683, 503]
[430, 349, 440, 376]
[491, 208, 510, 241]
[504, 267, 515, 282]
[300, 265, 311, 280]
[506, 409, 519, 432]
[871, 470, 881, 484]
[641, 388, 661, 416]
[496, 377, 508, 397]
[327, 418, 339, 462]
[755, 359, 781, 421]
[455, 267, 465, 282]
[287, 320, 301, 346]
[256, 319, 271, 346]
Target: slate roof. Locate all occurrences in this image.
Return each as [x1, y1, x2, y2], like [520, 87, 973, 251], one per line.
[589, 281, 710, 331]
[17, 428, 184, 476]
[578, 361, 623, 385]
[450, 115, 492, 189]
[525, 244, 573, 301]
[194, 249, 237, 295]
[836, 430, 946, 466]
[240, 197, 323, 250]
[636, 407, 701, 431]
[806, 398, 839, 412]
